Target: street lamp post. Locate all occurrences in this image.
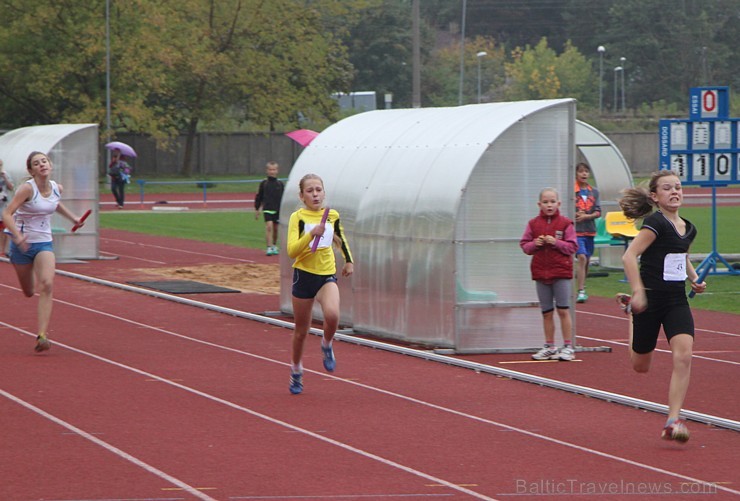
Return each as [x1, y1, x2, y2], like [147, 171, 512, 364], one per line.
[620, 57, 626, 113]
[105, 0, 111, 137]
[105, 0, 111, 166]
[597, 46, 605, 114]
[411, 0, 420, 108]
[613, 66, 622, 113]
[476, 51, 487, 103]
[458, 0, 467, 106]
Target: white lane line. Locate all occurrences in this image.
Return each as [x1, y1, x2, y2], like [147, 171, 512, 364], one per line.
[576, 312, 740, 365]
[2, 278, 737, 428]
[0, 323, 498, 501]
[578, 310, 740, 338]
[100, 237, 256, 263]
[0, 387, 217, 501]
[98, 249, 168, 265]
[2, 307, 736, 497]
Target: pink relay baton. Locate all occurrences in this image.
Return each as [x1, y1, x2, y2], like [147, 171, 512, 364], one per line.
[311, 207, 330, 253]
[71, 209, 92, 232]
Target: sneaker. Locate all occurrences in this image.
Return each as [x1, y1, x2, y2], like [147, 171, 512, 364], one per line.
[558, 345, 575, 361]
[576, 289, 588, 303]
[289, 372, 303, 394]
[266, 247, 274, 256]
[532, 346, 559, 360]
[662, 419, 690, 443]
[272, 246, 279, 255]
[321, 344, 336, 372]
[34, 335, 51, 353]
[615, 293, 632, 314]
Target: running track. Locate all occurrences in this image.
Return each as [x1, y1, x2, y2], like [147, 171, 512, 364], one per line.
[0, 206, 738, 499]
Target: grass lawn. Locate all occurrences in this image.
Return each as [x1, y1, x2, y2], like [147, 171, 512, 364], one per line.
[100, 202, 740, 315]
[100, 211, 265, 249]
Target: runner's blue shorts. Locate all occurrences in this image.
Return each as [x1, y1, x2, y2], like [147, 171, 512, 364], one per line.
[9, 241, 54, 265]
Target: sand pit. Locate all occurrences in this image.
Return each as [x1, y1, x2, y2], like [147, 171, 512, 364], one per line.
[136, 263, 280, 294]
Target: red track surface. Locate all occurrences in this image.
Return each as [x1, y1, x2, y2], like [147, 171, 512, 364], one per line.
[0, 204, 738, 500]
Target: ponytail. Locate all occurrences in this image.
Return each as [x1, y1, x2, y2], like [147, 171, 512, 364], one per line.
[618, 170, 679, 219]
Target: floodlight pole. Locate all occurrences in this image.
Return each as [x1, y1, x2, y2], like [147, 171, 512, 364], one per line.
[613, 66, 622, 113]
[411, 0, 421, 108]
[458, 0, 467, 106]
[105, 0, 111, 166]
[620, 57, 626, 113]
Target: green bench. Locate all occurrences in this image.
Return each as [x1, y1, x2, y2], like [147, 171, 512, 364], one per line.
[594, 216, 624, 247]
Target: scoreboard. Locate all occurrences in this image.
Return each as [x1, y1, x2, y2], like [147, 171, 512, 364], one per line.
[659, 87, 738, 186]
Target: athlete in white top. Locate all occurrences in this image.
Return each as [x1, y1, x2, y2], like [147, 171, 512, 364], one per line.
[12, 178, 61, 243]
[1, 151, 86, 352]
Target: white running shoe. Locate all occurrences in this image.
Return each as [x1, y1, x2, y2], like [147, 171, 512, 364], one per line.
[532, 346, 560, 360]
[558, 345, 575, 361]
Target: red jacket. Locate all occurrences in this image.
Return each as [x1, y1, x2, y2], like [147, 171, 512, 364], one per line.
[520, 210, 578, 283]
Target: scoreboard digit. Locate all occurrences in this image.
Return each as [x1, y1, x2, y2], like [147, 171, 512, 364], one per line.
[714, 153, 731, 182]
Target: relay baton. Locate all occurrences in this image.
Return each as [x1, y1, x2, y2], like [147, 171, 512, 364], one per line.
[71, 209, 92, 232]
[310, 207, 330, 253]
[688, 264, 710, 298]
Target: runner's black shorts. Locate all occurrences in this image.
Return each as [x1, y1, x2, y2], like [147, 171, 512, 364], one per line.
[263, 211, 279, 223]
[632, 289, 694, 354]
[292, 268, 337, 299]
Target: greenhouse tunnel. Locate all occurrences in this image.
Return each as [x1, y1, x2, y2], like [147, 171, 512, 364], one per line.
[279, 101, 631, 352]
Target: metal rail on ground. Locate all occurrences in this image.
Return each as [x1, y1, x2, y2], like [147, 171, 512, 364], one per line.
[56, 267, 740, 433]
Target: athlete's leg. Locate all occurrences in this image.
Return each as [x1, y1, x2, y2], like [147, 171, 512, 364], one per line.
[291, 296, 315, 366]
[12, 262, 36, 297]
[264, 220, 275, 248]
[316, 281, 340, 345]
[33, 251, 56, 336]
[666, 333, 693, 421]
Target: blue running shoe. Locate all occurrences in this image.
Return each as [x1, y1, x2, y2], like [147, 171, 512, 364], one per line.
[321, 345, 336, 372]
[289, 372, 303, 394]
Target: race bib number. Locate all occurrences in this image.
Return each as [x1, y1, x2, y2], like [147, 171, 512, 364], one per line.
[663, 253, 687, 281]
[306, 222, 334, 249]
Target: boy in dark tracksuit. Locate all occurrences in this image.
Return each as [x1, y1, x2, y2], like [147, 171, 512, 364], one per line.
[254, 161, 285, 255]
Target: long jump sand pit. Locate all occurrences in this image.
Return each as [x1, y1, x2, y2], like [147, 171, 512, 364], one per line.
[136, 263, 280, 294]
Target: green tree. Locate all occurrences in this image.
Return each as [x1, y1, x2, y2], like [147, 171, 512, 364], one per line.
[0, 0, 357, 174]
[423, 36, 506, 107]
[604, 0, 740, 108]
[563, 0, 740, 112]
[149, 0, 355, 173]
[504, 38, 595, 105]
[0, 1, 108, 127]
[346, 0, 415, 108]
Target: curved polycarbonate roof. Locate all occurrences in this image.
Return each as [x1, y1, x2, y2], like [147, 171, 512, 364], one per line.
[279, 101, 631, 352]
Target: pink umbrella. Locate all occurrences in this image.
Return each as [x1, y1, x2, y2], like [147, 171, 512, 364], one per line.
[105, 141, 137, 158]
[285, 129, 319, 147]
